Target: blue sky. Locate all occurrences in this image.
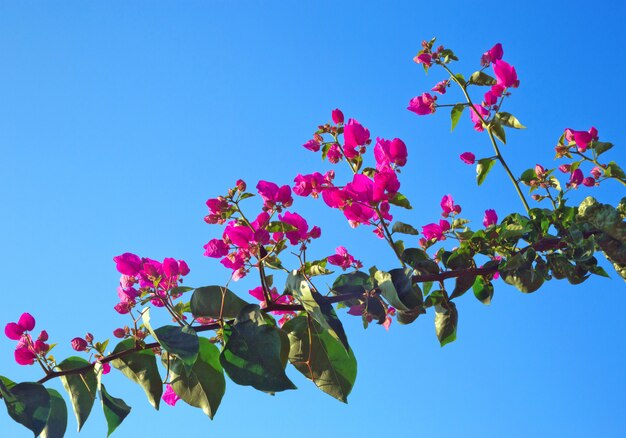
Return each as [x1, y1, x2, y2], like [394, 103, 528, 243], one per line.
[1, 1, 625, 437]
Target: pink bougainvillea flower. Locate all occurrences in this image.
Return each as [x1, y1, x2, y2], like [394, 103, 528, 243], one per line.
[421, 220, 450, 241]
[14, 347, 36, 366]
[293, 172, 327, 198]
[308, 226, 322, 239]
[113, 253, 142, 276]
[373, 137, 408, 170]
[591, 167, 602, 180]
[326, 143, 342, 164]
[440, 195, 462, 217]
[203, 238, 229, 258]
[469, 104, 490, 132]
[327, 246, 361, 270]
[413, 53, 432, 67]
[278, 211, 309, 245]
[483, 209, 498, 227]
[162, 258, 179, 278]
[101, 362, 111, 375]
[322, 187, 348, 209]
[303, 138, 321, 152]
[564, 127, 598, 152]
[345, 174, 375, 205]
[407, 93, 436, 116]
[483, 84, 505, 106]
[71, 337, 88, 351]
[163, 384, 181, 407]
[493, 60, 519, 88]
[256, 180, 293, 210]
[372, 168, 400, 202]
[344, 118, 371, 149]
[567, 169, 584, 188]
[431, 79, 449, 95]
[331, 108, 344, 124]
[558, 164, 571, 173]
[582, 177, 596, 187]
[481, 43, 503, 66]
[223, 222, 254, 249]
[178, 260, 190, 276]
[5, 313, 36, 340]
[344, 203, 376, 228]
[460, 152, 475, 165]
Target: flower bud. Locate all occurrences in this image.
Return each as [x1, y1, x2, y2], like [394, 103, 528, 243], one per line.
[85, 333, 94, 343]
[331, 108, 344, 124]
[38, 330, 49, 342]
[235, 179, 247, 192]
[71, 337, 88, 352]
[113, 328, 126, 338]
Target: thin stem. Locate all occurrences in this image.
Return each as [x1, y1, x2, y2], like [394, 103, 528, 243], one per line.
[442, 64, 530, 213]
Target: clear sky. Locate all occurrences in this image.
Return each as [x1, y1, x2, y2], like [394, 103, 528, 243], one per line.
[1, 1, 625, 437]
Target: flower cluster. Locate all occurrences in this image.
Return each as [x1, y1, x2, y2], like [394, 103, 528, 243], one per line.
[113, 253, 190, 314]
[4, 313, 49, 366]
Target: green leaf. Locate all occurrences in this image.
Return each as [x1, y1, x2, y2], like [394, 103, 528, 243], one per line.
[496, 112, 526, 129]
[604, 161, 626, 179]
[41, 389, 68, 438]
[286, 272, 349, 351]
[472, 276, 494, 305]
[388, 192, 412, 209]
[374, 269, 423, 313]
[450, 274, 476, 300]
[450, 104, 465, 132]
[110, 339, 163, 410]
[266, 221, 298, 233]
[519, 168, 536, 185]
[190, 285, 249, 320]
[392, 221, 419, 235]
[220, 304, 296, 392]
[58, 356, 98, 431]
[593, 141, 613, 156]
[435, 303, 458, 347]
[476, 158, 496, 186]
[500, 266, 544, 293]
[468, 71, 497, 86]
[304, 259, 333, 277]
[1, 382, 51, 437]
[153, 325, 199, 368]
[99, 384, 131, 437]
[490, 121, 506, 144]
[283, 316, 357, 403]
[168, 337, 225, 419]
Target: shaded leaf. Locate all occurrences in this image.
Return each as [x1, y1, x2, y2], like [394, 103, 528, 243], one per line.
[283, 316, 357, 403]
[99, 384, 131, 437]
[450, 274, 476, 300]
[496, 112, 526, 129]
[392, 221, 419, 235]
[58, 356, 97, 431]
[220, 304, 296, 392]
[110, 339, 163, 410]
[153, 325, 199, 369]
[168, 337, 225, 419]
[191, 285, 249, 320]
[472, 276, 494, 305]
[388, 192, 412, 209]
[490, 121, 506, 144]
[469, 71, 497, 85]
[1, 382, 50, 437]
[41, 389, 68, 438]
[435, 302, 458, 347]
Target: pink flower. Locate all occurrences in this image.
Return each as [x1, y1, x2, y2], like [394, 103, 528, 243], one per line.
[345, 174, 375, 205]
[178, 260, 190, 276]
[203, 239, 229, 258]
[332, 109, 344, 124]
[114, 302, 132, 314]
[71, 337, 88, 351]
[343, 119, 370, 149]
[469, 104, 490, 132]
[256, 181, 293, 210]
[344, 203, 376, 228]
[326, 143, 342, 163]
[564, 127, 598, 152]
[591, 167, 602, 180]
[558, 164, 571, 173]
[101, 362, 111, 375]
[113, 328, 126, 338]
[407, 93, 436, 116]
[431, 80, 449, 95]
[373, 137, 408, 170]
[38, 330, 48, 342]
[163, 384, 181, 407]
[303, 139, 321, 152]
[413, 53, 432, 67]
[567, 169, 584, 188]
[14, 347, 36, 366]
[422, 220, 450, 241]
[483, 84, 505, 106]
[278, 211, 309, 245]
[483, 209, 498, 227]
[582, 177, 596, 187]
[481, 43, 503, 66]
[460, 152, 475, 165]
[5, 313, 36, 340]
[493, 60, 519, 88]
[372, 168, 400, 202]
[327, 246, 360, 270]
[308, 226, 322, 239]
[162, 258, 179, 278]
[440, 195, 462, 217]
[322, 187, 348, 209]
[293, 172, 327, 198]
[113, 253, 142, 276]
[224, 223, 254, 248]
